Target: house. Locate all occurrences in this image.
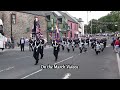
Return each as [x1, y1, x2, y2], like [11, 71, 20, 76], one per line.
[0, 11, 49, 45]
[74, 17, 84, 36]
[58, 11, 79, 39]
[45, 11, 69, 42]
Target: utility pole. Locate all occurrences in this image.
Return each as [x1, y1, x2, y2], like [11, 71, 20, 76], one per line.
[91, 19, 92, 34]
[90, 11, 92, 34]
[86, 11, 88, 34]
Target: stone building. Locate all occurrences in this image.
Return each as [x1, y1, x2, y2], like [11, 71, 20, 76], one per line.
[0, 11, 49, 45]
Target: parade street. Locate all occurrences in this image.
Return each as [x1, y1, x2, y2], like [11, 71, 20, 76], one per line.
[0, 38, 120, 79]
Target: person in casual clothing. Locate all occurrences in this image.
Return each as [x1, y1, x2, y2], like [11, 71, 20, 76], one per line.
[20, 37, 25, 52]
[114, 37, 120, 53]
[111, 37, 116, 50]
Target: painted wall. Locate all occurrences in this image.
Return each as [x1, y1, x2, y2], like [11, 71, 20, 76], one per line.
[67, 20, 79, 39]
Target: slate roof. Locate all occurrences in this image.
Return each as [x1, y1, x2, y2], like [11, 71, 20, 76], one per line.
[58, 11, 78, 23]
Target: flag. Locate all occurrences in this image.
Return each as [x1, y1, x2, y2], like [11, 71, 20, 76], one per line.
[32, 18, 42, 39]
[55, 20, 60, 43]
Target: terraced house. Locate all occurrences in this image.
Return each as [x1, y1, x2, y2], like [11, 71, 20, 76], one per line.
[0, 11, 82, 45]
[58, 11, 79, 39]
[46, 11, 70, 43]
[0, 11, 49, 45]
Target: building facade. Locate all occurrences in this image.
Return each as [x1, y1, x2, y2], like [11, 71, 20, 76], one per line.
[77, 18, 84, 36]
[0, 11, 48, 45]
[46, 11, 69, 43]
[59, 12, 79, 39]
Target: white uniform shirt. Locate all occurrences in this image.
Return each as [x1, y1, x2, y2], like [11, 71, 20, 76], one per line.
[96, 44, 100, 51]
[21, 39, 24, 44]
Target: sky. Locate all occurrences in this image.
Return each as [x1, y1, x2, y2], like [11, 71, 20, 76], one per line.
[67, 11, 111, 24]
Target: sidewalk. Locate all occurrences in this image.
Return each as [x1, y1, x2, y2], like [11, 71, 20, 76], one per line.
[2, 45, 52, 52]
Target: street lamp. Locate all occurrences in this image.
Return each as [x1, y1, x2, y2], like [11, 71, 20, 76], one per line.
[10, 13, 13, 42]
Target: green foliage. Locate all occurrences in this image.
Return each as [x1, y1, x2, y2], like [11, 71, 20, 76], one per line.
[86, 11, 120, 34]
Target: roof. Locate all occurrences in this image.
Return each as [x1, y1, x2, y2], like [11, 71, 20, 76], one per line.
[58, 11, 78, 23]
[18, 11, 51, 16]
[51, 11, 63, 18]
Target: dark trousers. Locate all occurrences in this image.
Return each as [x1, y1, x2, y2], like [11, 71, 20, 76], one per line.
[29, 44, 33, 51]
[39, 46, 44, 59]
[104, 42, 106, 48]
[62, 45, 64, 51]
[33, 47, 39, 64]
[79, 47, 83, 53]
[53, 50, 59, 61]
[21, 44, 24, 51]
[72, 46, 75, 51]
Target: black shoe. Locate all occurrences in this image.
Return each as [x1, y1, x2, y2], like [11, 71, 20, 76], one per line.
[34, 63, 38, 65]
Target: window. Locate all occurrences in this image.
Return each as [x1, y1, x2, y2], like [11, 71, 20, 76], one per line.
[51, 19, 54, 26]
[46, 15, 50, 21]
[58, 18, 62, 24]
[71, 23, 72, 29]
[11, 14, 16, 24]
[74, 24, 76, 30]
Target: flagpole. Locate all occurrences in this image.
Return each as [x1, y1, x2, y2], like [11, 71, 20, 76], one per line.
[90, 11, 92, 34]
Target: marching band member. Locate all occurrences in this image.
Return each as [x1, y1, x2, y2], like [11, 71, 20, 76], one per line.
[84, 41, 88, 52]
[79, 40, 83, 53]
[72, 40, 75, 51]
[53, 39, 59, 61]
[66, 38, 70, 53]
[95, 41, 101, 55]
[39, 35, 45, 59]
[33, 37, 40, 65]
[100, 39, 104, 52]
[61, 39, 65, 51]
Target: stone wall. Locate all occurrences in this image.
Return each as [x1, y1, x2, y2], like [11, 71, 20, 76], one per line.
[0, 11, 47, 45]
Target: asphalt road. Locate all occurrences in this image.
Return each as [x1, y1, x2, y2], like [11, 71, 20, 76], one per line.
[0, 37, 120, 79]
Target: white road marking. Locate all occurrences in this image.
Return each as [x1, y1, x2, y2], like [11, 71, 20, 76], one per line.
[21, 69, 43, 79]
[0, 66, 14, 73]
[62, 73, 71, 79]
[116, 53, 120, 76]
[6, 67, 14, 70]
[21, 56, 74, 79]
[54, 56, 73, 65]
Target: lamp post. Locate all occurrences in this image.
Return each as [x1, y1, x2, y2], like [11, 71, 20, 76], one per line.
[10, 13, 15, 49]
[90, 11, 92, 35]
[11, 13, 13, 42]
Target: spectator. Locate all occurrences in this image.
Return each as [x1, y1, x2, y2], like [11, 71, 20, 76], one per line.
[20, 37, 25, 52]
[114, 37, 120, 53]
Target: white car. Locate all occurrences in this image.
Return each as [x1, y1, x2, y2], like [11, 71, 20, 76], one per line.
[0, 33, 6, 50]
